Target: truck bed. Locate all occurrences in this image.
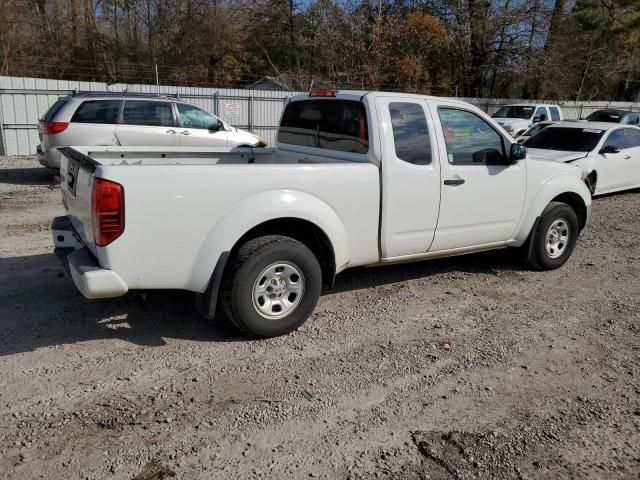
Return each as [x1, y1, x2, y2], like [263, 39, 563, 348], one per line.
[65, 146, 369, 167]
[58, 146, 381, 294]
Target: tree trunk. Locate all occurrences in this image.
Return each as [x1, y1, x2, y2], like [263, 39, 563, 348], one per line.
[467, 0, 491, 96]
[489, 0, 511, 98]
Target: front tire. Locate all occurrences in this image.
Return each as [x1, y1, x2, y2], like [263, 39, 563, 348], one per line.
[526, 202, 579, 270]
[221, 235, 322, 337]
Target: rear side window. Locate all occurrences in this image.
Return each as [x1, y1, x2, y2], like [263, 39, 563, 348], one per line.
[122, 101, 173, 127]
[624, 128, 640, 147]
[549, 107, 561, 121]
[71, 100, 121, 124]
[604, 129, 626, 150]
[278, 100, 368, 154]
[389, 102, 431, 165]
[43, 98, 69, 122]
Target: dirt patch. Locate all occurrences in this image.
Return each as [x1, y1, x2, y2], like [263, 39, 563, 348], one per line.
[133, 461, 176, 480]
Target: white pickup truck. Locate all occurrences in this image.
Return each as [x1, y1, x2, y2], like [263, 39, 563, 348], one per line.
[53, 90, 592, 337]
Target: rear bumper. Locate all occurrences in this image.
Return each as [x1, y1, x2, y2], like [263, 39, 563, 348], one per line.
[52, 216, 128, 299]
[38, 145, 61, 169]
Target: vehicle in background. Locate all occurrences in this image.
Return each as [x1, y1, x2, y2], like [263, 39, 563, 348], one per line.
[524, 122, 640, 196]
[53, 90, 591, 337]
[515, 121, 557, 144]
[584, 109, 640, 126]
[37, 93, 266, 169]
[492, 103, 563, 137]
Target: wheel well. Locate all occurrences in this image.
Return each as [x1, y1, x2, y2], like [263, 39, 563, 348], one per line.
[584, 171, 597, 194]
[552, 192, 588, 230]
[231, 218, 336, 287]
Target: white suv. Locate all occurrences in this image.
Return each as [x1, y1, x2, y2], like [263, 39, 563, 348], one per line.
[491, 103, 563, 137]
[37, 93, 266, 169]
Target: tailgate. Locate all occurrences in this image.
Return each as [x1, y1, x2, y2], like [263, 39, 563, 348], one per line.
[59, 147, 99, 255]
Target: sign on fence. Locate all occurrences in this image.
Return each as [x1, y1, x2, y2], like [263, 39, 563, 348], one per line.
[223, 102, 241, 117]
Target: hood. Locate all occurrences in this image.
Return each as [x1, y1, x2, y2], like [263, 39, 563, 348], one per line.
[526, 148, 589, 164]
[494, 117, 529, 127]
[233, 128, 267, 146]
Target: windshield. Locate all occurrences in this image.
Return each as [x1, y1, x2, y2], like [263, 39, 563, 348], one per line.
[524, 127, 604, 152]
[522, 123, 551, 137]
[492, 106, 535, 119]
[586, 110, 622, 123]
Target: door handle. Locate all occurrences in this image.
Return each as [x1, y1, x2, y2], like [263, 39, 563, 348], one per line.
[624, 155, 631, 159]
[166, 129, 176, 134]
[444, 178, 465, 186]
[181, 130, 191, 135]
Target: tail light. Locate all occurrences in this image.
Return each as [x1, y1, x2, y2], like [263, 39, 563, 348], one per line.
[92, 178, 124, 246]
[41, 121, 69, 134]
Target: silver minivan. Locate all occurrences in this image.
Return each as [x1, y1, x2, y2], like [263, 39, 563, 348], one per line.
[37, 93, 266, 169]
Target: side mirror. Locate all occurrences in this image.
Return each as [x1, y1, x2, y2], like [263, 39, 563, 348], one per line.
[209, 120, 223, 132]
[510, 143, 527, 162]
[533, 116, 541, 123]
[473, 148, 509, 165]
[600, 145, 620, 154]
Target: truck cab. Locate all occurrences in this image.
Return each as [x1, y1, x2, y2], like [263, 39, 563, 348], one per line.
[491, 103, 564, 137]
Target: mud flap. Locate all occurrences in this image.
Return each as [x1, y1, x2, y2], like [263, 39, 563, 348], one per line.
[194, 251, 230, 319]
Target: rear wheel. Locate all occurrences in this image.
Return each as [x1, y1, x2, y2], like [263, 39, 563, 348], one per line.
[221, 235, 322, 337]
[526, 202, 579, 270]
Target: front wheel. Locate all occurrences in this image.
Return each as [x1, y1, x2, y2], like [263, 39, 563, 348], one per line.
[526, 202, 579, 270]
[221, 235, 322, 337]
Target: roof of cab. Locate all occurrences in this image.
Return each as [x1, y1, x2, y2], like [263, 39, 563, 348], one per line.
[545, 121, 634, 130]
[288, 89, 475, 109]
[498, 103, 561, 107]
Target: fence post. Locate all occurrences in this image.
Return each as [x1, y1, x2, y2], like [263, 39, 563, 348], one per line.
[213, 91, 219, 116]
[0, 102, 5, 156]
[249, 94, 254, 132]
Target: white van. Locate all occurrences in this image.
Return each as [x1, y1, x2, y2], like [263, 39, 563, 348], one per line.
[37, 93, 266, 169]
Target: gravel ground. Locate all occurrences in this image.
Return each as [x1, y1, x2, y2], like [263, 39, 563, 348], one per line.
[0, 156, 639, 480]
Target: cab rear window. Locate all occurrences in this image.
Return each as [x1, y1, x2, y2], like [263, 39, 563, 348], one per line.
[278, 100, 369, 154]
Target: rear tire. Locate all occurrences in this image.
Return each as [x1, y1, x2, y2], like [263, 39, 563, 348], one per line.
[526, 202, 579, 270]
[221, 235, 322, 337]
